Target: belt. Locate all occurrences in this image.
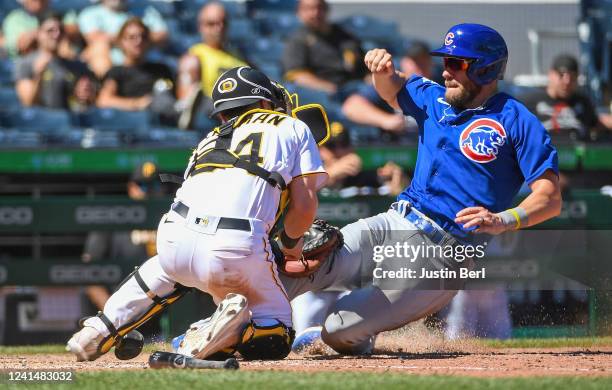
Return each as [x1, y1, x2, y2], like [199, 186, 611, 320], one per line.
[393, 202, 457, 246]
[170, 201, 251, 232]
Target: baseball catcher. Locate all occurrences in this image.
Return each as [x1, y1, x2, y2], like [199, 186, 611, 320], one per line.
[66, 66, 329, 361]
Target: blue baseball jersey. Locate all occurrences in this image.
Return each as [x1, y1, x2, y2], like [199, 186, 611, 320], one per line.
[396, 76, 558, 241]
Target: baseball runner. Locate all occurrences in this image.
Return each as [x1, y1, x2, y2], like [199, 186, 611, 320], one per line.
[283, 23, 562, 354]
[66, 66, 328, 361]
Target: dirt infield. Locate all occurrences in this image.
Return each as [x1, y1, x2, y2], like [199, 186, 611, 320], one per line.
[2, 348, 611, 378]
[3, 330, 612, 378]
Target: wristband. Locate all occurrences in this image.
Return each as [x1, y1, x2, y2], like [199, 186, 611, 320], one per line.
[280, 230, 301, 249]
[498, 207, 528, 230]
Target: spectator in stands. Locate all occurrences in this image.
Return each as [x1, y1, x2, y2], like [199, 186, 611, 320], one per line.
[2, 0, 80, 58]
[522, 54, 610, 142]
[82, 161, 165, 339]
[78, 0, 168, 77]
[282, 0, 367, 94]
[97, 18, 173, 114]
[342, 41, 434, 136]
[320, 122, 408, 195]
[15, 12, 96, 110]
[176, 1, 246, 111]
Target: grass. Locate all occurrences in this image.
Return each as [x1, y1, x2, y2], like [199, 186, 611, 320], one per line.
[479, 336, 612, 349]
[3, 371, 612, 390]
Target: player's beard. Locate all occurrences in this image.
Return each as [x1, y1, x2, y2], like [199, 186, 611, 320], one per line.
[445, 80, 482, 110]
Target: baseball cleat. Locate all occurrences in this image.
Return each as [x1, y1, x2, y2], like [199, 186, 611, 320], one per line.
[66, 326, 104, 362]
[177, 293, 250, 359]
[291, 326, 322, 352]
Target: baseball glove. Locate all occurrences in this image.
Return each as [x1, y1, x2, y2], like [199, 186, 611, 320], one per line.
[272, 219, 343, 278]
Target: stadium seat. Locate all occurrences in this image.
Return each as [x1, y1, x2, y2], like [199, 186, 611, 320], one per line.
[227, 18, 256, 42]
[80, 129, 123, 149]
[246, 37, 285, 62]
[167, 33, 201, 56]
[253, 62, 282, 83]
[340, 15, 398, 42]
[2, 107, 72, 132]
[0, 0, 19, 13]
[248, 0, 297, 13]
[254, 12, 300, 37]
[133, 127, 200, 148]
[49, 0, 91, 13]
[0, 59, 15, 86]
[77, 108, 151, 132]
[0, 87, 21, 112]
[285, 84, 334, 106]
[0, 128, 43, 148]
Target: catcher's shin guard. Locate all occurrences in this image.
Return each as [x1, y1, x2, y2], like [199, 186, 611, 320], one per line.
[237, 320, 295, 360]
[90, 266, 191, 359]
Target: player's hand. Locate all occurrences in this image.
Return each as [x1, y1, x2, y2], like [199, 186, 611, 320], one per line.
[455, 206, 508, 235]
[364, 49, 395, 75]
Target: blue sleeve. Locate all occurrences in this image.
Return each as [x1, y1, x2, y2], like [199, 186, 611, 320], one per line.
[512, 108, 559, 184]
[396, 75, 439, 118]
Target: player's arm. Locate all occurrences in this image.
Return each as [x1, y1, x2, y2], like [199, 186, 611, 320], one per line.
[364, 48, 407, 110]
[279, 175, 321, 258]
[455, 169, 561, 234]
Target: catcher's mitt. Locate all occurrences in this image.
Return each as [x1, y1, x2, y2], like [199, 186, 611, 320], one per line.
[272, 219, 343, 278]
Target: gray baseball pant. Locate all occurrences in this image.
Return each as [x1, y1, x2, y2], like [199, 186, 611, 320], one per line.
[281, 205, 461, 354]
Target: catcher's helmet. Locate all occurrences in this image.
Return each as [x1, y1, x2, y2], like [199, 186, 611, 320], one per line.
[210, 66, 278, 116]
[430, 23, 508, 86]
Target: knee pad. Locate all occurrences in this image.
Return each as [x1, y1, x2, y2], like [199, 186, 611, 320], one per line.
[237, 320, 295, 360]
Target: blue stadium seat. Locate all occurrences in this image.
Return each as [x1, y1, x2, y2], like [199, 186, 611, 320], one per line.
[0, 128, 43, 148]
[191, 112, 220, 134]
[50, 0, 91, 13]
[0, 0, 19, 13]
[227, 18, 256, 42]
[0, 87, 21, 112]
[3, 107, 72, 132]
[285, 85, 334, 106]
[340, 15, 398, 42]
[246, 37, 285, 62]
[167, 33, 201, 56]
[0, 59, 15, 86]
[134, 127, 200, 147]
[80, 129, 123, 148]
[248, 0, 297, 13]
[255, 12, 300, 37]
[78, 108, 151, 132]
[253, 62, 282, 83]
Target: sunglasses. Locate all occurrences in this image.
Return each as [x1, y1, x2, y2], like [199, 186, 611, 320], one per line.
[443, 57, 473, 71]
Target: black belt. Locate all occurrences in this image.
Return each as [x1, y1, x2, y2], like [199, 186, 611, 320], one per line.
[170, 201, 251, 232]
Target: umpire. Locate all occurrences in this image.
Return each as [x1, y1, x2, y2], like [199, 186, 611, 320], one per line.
[284, 23, 562, 354]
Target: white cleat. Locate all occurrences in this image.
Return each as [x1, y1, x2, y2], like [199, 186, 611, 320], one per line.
[66, 326, 105, 362]
[177, 293, 250, 359]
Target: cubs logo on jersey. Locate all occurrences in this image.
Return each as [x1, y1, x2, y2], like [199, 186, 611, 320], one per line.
[459, 118, 507, 163]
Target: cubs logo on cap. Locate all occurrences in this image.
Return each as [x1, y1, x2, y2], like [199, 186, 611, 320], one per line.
[459, 119, 506, 163]
[444, 32, 455, 46]
[218, 78, 237, 93]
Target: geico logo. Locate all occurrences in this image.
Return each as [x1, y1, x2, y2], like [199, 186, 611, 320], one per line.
[559, 200, 587, 219]
[0, 207, 33, 225]
[487, 260, 539, 278]
[50, 265, 122, 283]
[0, 266, 6, 284]
[317, 203, 370, 221]
[75, 206, 147, 224]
